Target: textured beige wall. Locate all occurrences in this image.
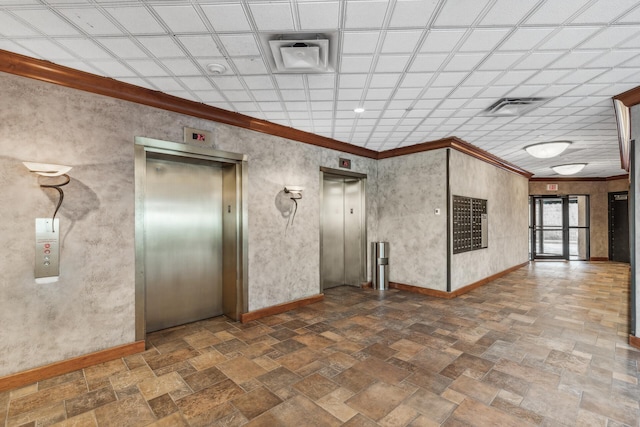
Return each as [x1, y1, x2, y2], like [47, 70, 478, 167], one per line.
[0, 71, 378, 377]
[377, 150, 448, 291]
[449, 150, 530, 290]
[528, 178, 629, 259]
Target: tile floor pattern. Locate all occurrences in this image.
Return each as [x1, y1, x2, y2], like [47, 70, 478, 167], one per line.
[2, 262, 639, 426]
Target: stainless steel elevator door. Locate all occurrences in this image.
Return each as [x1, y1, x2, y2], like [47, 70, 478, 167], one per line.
[322, 175, 363, 289]
[145, 154, 223, 332]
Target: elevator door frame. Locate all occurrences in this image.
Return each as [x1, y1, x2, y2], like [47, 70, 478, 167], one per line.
[319, 167, 367, 291]
[134, 137, 248, 341]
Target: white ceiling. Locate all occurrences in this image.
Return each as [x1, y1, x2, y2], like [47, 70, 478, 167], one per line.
[1, 0, 639, 178]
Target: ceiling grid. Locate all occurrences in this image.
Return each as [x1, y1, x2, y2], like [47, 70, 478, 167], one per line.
[1, 0, 639, 177]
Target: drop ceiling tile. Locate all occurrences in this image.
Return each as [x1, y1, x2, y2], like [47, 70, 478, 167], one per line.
[478, 52, 524, 70]
[387, 99, 413, 110]
[13, 9, 81, 36]
[91, 59, 137, 77]
[537, 27, 601, 50]
[449, 86, 484, 99]
[307, 74, 336, 89]
[147, 77, 184, 91]
[224, 90, 253, 105]
[578, 26, 640, 49]
[57, 7, 123, 35]
[104, 7, 165, 34]
[137, 36, 184, 57]
[150, 5, 207, 33]
[589, 68, 637, 84]
[340, 55, 374, 72]
[162, 58, 200, 75]
[571, 0, 640, 24]
[249, 2, 294, 31]
[586, 50, 640, 68]
[339, 74, 368, 88]
[55, 60, 100, 75]
[394, 87, 425, 100]
[434, 0, 492, 26]
[526, 69, 573, 85]
[117, 77, 155, 90]
[200, 4, 251, 32]
[257, 102, 284, 112]
[281, 90, 307, 101]
[0, 39, 32, 56]
[366, 88, 395, 99]
[240, 75, 273, 90]
[474, 85, 510, 99]
[505, 84, 546, 97]
[207, 101, 232, 110]
[231, 57, 268, 74]
[376, 55, 411, 72]
[127, 59, 169, 76]
[309, 89, 335, 100]
[298, 1, 339, 30]
[0, 12, 39, 36]
[409, 53, 448, 72]
[442, 53, 484, 71]
[534, 85, 575, 98]
[217, 34, 261, 56]
[57, 38, 113, 59]
[400, 73, 433, 87]
[460, 28, 511, 52]
[547, 50, 604, 68]
[381, 30, 423, 53]
[479, 0, 539, 25]
[181, 77, 214, 91]
[362, 100, 387, 110]
[422, 87, 452, 99]
[16, 39, 75, 59]
[556, 68, 606, 84]
[338, 88, 364, 100]
[275, 74, 305, 89]
[95, 37, 147, 58]
[525, 0, 591, 24]
[345, 0, 389, 29]
[370, 73, 401, 87]
[342, 31, 380, 54]
[177, 35, 222, 57]
[286, 102, 310, 111]
[430, 71, 467, 87]
[420, 29, 466, 52]
[513, 51, 566, 70]
[564, 83, 610, 96]
[499, 27, 556, 51]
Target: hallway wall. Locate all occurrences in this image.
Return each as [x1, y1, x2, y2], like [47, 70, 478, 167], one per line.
[0, 71, 378, 377]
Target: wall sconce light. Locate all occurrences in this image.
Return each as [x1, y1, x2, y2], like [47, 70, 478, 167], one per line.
[284, 185, 303, 199]
[23, 161, 72, 284]
[551, 163, 586, 175]
[524, 141, 571, 158]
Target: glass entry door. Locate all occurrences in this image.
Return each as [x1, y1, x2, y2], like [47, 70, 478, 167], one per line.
[530, 195, 590, 260]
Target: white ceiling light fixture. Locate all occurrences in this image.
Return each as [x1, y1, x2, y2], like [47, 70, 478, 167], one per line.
[354, 107, 365, 113]
[551, 163, 587, 175]
[524, 141, 571, 158]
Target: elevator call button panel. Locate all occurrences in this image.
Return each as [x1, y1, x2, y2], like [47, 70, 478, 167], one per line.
[35, 218, 60, 282]
[452, 196, 487, 254]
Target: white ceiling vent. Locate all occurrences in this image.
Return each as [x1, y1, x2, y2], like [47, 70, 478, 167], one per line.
[262, 33, 337, 73]
[483, 97, 550, 117]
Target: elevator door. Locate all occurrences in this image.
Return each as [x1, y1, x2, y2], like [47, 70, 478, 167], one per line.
[145, 154, 223, 332]
[322, 174, 364, 289]
[609, 192, 630, 263]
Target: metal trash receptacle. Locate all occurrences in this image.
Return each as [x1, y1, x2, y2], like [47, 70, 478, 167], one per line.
[371, 242, 389, 290]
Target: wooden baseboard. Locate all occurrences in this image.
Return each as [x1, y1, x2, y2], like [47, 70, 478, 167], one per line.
[390, 261, 530, 299]
[630, 335, 640, 350]
[589, 257, 609, 261]
[0, 340, 145, 393]
[240, 294, 324, 323]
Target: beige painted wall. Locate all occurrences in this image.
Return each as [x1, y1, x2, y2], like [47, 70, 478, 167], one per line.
[529, 178, 629, 259]
[0, 71, 378, 377]
[449, 150, 530, 290]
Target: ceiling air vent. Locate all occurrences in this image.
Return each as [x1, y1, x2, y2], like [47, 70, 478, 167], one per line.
[483, 97, 549, 117]
[262, 32, 337, 74]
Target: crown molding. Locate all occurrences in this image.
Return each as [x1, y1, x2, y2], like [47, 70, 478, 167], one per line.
[0, 49, 377, 159]
[613, 85, 640, 108]
[1, 49, 529, 176]
[529, 174, 629, 182]
[377, 136, 533, 178]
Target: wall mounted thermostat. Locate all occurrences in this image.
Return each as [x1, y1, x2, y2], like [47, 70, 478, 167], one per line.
[35, 218, 60, 283]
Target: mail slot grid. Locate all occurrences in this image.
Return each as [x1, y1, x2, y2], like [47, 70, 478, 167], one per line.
[452, 195, 487, 254]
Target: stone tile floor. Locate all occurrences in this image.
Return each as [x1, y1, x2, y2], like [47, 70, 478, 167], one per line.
[2, 261, 639, 426]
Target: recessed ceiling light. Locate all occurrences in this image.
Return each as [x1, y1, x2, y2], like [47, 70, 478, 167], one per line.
[551, 163, 587, 175]
[206, 63, 227, 75]
[524, 141, 571, 158]
[354, 107, 365, 113]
